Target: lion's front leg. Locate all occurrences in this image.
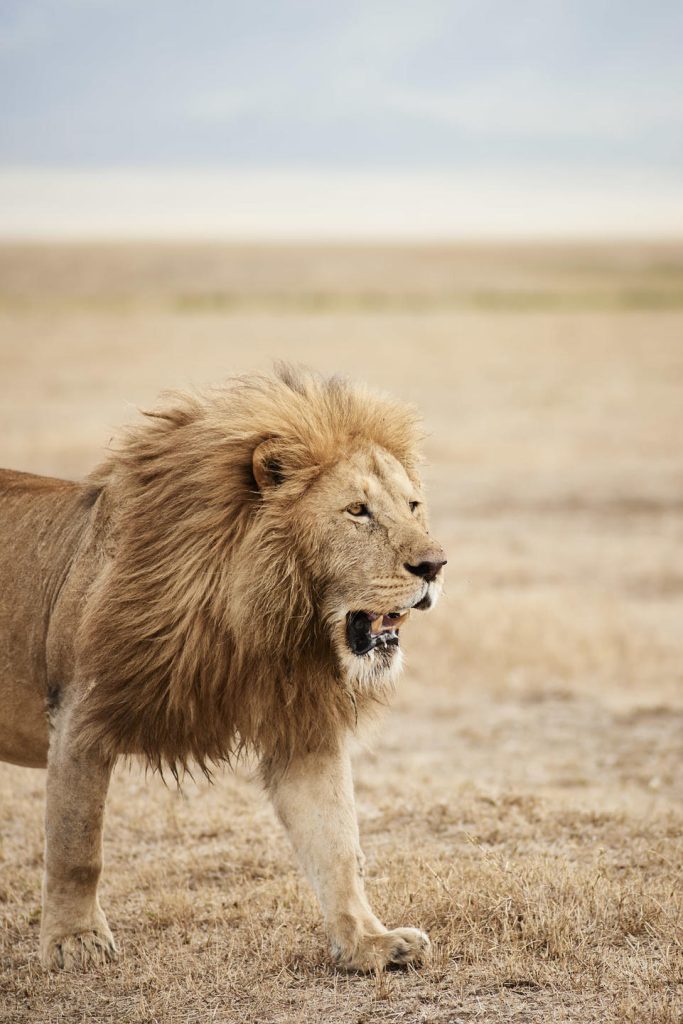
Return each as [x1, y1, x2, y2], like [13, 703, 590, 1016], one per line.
[267, 742, 429, 972]
[41, 697, 117, 970]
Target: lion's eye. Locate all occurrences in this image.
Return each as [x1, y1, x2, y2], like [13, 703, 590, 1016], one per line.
[346, 502, 370, 518]
[409, 500, 420, 513]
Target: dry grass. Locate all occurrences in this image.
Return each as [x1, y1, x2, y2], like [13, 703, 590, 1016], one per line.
[1, 242, 682, 1023]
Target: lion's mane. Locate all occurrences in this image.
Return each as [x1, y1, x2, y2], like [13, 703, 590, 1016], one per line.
[77, 366, 422, 778]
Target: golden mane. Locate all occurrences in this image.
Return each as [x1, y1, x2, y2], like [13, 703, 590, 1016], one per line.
[77, 366, 422, 778]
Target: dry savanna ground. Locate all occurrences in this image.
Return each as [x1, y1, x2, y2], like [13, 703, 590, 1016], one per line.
[0, 242, 682, 1024]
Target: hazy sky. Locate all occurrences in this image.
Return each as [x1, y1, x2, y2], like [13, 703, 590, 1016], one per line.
[2, 0, 681, 172]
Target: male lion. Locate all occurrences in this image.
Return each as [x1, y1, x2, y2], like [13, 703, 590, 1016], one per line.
[0, 366, 446, 973]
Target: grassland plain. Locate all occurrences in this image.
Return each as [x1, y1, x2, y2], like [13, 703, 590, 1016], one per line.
[0, 243, 681, 1024]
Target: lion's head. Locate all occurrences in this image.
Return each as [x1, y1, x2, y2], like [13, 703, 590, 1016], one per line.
[248, 432, 445, 689]
[80, 366, 445, 774]
[216, 366, 445, 695]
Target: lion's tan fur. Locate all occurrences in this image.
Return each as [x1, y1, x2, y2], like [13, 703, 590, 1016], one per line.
[0, 365, 442, 973]
[77, 366, 422, 778]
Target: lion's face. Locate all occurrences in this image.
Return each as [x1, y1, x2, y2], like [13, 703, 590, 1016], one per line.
[297, 444, 446, 687]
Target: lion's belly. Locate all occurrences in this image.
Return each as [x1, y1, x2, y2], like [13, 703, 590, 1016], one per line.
[0, 673, 49, 767]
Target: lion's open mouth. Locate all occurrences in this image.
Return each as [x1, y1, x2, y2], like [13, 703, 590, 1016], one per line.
[345, 609, 411, 657]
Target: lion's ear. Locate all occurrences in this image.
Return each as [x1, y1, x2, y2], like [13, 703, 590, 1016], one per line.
[252, 438, 286, 492]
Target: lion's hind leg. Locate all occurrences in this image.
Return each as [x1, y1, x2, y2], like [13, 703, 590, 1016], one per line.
[41, 697, 117, 971]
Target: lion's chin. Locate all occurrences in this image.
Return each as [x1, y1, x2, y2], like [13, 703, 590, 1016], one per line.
[338, 641, 404, 691]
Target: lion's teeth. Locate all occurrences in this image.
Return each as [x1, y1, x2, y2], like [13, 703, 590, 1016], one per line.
[371, 615, 384, 635]
[384, 610, 410, 628]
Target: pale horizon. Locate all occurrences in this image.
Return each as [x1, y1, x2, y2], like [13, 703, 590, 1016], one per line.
[2, 166, 682, 242]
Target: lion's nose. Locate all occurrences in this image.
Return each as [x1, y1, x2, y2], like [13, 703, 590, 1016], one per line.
[404, 557, 447, 582]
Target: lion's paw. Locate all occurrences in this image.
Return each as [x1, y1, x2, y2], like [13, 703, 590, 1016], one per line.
[381, 927, 431, 967]
[337, 927, 430, 972]
[41, 927, 117, 971]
